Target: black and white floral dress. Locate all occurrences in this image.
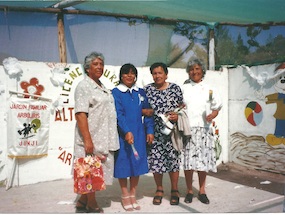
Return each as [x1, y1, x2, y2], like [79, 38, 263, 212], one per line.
[144, 82, 183, 174]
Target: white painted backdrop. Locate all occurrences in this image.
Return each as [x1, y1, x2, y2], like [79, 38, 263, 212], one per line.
[227, 64, 285, 174]
[0, 60, 228, 186]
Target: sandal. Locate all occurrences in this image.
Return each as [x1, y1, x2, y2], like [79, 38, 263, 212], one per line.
[130, 195, 141, 210]
[86, 206, 104, 213]
[184, 193, 193, 203]
[153, 189, 164, 205]
[121, 195, 134, 211]
[75, 200, 87, 213]
[170, 190, 180, 205]
[198, 193, 210, 204]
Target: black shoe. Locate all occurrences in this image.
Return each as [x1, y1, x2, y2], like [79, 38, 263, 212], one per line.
[75, 200, 88, 213]
[170, 190, 180, 205]
[153, 189, 164, 205]
[184, 193, 193, 203]
[198, 193, 209, 204]
[75, 207, 87, 213]
[86, 206, 104, 213]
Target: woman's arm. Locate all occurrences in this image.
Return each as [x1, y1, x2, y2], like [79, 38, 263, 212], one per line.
[75, 112, 93, 155]
[142, 108, 154, 116]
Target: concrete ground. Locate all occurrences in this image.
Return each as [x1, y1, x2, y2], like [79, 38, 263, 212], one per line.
[0, 162, 284, 213]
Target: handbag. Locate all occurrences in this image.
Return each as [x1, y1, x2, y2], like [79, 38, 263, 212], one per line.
[74, 155, 106, 194]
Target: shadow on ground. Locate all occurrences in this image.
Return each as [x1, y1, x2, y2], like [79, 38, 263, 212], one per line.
[208, 162, 285, 195]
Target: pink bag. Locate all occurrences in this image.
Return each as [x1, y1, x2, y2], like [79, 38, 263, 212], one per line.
[74, 155, 106, 194]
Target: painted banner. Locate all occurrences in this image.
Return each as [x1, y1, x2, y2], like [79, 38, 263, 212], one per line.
[7, 97, 51, 158]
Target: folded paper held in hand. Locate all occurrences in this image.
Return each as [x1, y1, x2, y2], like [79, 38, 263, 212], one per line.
[74, 155, 106, 194]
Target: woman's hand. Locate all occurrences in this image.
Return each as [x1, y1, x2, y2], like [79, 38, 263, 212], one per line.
[206, 110, 219, 122]
[146, 134, 154, 145]
[84, 140, 94, 155]
[167, 112, 178, 123]
[125, 132, 134, 145]
[142, 108, 154, 117]
[75, 112, 94, 155]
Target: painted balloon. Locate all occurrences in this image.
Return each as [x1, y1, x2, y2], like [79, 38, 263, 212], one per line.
[244, 101, 263, 126]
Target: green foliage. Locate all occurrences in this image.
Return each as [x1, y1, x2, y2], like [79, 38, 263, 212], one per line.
[215, 25, 285, 68]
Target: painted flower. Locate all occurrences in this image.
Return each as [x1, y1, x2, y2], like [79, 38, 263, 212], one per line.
[20, 77, 44, 98]
[212, 120, 222, 160]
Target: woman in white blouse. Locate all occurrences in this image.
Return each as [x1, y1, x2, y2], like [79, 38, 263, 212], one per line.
[182, 59, 222, 205]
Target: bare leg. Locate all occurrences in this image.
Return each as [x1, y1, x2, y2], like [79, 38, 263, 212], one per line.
[197, 171, 209, 204]
[169, 171, 179, 191]
[153, 173, 164, 205]
[129, 176, 139, 196]
[184, 170, 194, 194]
[119, 178, 130, 197]
[153, 173, 163, 191]
[130, 176, 140, 210]
[76, 194, 87, 207]
[119, 178, 133, 211]
[197, 171, 207, 194]
[184, 170, 194, 203]
[169, 171, 180, 205]
[86, 192, 101, 211]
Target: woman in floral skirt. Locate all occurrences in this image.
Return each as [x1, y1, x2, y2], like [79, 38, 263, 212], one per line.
[144, 62, 184, 206]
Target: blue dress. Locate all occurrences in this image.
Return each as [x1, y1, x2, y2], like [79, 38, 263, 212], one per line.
[112, 84, 154, 178]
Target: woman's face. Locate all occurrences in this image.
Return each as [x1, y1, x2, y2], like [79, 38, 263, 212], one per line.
[87, 58, 104, 81]
[121, 70, 136, 88]
[189, 64, 203, 83]
[152, 66, 167, 86]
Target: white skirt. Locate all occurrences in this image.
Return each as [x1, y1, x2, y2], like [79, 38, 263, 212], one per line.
[181, 127, 217, 173]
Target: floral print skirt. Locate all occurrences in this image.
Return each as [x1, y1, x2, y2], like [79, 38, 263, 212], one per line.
[147, 135, 180, 174]
[182, 127, 217, 173]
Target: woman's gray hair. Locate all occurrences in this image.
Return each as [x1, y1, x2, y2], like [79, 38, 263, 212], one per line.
[83, 52, 105, 73]
[186, 59, 206, 77]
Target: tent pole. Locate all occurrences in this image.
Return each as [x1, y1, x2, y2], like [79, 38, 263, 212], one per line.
[57, 12, 67, 63]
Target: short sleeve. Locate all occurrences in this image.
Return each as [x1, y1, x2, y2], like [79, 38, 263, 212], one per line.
[74, 81, 90, 114]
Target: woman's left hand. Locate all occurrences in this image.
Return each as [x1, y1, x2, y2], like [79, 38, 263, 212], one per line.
[206, 110, 219, 122]
[146, 134, 154, 145]
[168, 112, 178, 123]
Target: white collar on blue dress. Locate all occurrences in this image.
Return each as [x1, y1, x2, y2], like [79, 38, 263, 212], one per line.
[117, 84, 139, 93]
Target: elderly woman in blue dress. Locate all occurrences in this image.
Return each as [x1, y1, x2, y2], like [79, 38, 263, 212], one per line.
[73, 52, 120, 213]
[112, 63, 154, 211]
[182, 59, 222, 204]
